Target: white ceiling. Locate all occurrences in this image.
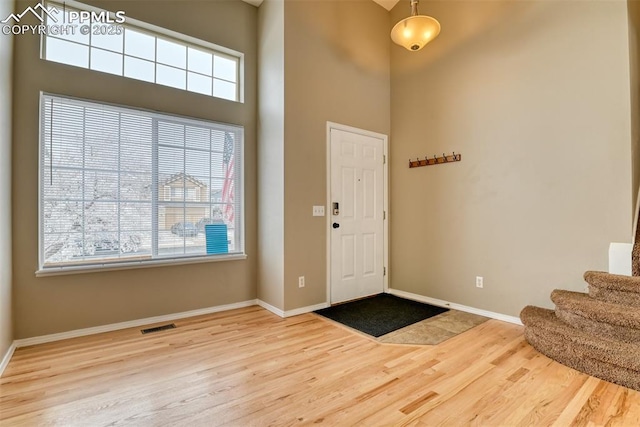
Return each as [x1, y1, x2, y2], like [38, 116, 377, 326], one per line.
[242, 0, 400, 12]
[371, 0, 400, 11]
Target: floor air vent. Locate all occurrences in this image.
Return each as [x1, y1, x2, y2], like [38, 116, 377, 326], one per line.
[141, 323, 176, 334]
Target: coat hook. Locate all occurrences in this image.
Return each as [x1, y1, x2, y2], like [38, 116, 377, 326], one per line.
[409, 151, 462, 168]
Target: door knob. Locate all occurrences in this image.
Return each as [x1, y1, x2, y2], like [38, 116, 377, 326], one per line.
[332, 223, 340, 229]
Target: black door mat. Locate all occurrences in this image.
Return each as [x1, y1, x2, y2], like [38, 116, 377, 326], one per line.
[315, 293, 449, 338]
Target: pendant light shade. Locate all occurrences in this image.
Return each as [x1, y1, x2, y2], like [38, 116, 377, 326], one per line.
[391, 0, 440, 51]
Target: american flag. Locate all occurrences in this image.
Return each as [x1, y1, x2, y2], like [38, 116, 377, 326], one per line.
[221, 132, 234, 224]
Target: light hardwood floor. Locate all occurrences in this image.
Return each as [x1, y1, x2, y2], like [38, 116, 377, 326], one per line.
[1, 305, 640, 426]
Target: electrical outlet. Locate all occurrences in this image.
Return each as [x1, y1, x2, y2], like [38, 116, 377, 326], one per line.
[476, 276, 483, 288]
[298, 276, 305, 288]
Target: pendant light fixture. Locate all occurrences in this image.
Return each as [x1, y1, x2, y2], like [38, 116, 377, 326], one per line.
[390, 0, 440, 51]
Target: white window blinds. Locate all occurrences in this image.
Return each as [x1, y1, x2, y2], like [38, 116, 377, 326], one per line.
[40, 93, 243, 269]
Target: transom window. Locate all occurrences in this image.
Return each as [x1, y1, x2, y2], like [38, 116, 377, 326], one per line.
[40, 94, 244, 270]
[41, 0, 242, 102]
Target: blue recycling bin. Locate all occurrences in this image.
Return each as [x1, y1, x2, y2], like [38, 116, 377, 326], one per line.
[205, 223, 228, 254]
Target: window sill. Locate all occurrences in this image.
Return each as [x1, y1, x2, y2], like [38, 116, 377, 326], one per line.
[35, 253, 247, 277]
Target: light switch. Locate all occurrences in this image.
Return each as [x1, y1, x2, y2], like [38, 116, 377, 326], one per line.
[312, 206, 325, 216]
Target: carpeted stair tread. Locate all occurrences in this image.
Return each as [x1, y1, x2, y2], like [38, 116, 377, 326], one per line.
[551, 290, 640, 329]
[551, 290, 640, 343]
[584, 271, 640, 308]
[520, 306, 640, 378]
[584, 271, 640, 293]
[522, 307, 640, 390]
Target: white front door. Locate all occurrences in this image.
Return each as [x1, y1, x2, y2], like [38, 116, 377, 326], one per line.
[329, 126, 386, 304]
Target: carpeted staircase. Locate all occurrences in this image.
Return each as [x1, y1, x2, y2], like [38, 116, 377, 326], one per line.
[520, 271, 640, 391]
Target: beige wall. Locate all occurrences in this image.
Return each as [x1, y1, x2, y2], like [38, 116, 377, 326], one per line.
[9, 0, 635, 340]
[0, 0, 14, 360]
[390, 0, 632, 316]
[282, 0, 390, 311]
[630, 0, 640, 216]
[12, 0, 257, 338]
[257, 0, 285, 310]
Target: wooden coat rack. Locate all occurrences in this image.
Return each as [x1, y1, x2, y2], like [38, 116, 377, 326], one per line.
[409, 152, 461, 168]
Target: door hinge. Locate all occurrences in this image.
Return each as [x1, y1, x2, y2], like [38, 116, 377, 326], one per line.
[383, 155, 386, 164]
[383, 267, 386, 276]
[383, 211, 386, 220]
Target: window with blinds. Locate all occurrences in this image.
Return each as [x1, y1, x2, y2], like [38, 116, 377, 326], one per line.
[40, 93, 244, 270]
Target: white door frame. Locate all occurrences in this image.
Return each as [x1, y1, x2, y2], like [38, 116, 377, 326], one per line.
[326, 121, 389, 304]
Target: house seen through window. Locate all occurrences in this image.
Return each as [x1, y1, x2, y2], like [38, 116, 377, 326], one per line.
[40, 94, 244, 270]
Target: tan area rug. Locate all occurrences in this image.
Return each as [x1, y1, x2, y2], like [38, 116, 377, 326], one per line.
[377, 310, 490, 345]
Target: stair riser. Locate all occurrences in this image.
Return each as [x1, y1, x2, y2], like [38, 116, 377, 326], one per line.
[551, 290, 640, 328]
[555, 308, 640, 344]
[589, 286, 640, 308]
[520, 307, 640, 371]
[584, 271, 640, 295]
[524, 328, 640, 391]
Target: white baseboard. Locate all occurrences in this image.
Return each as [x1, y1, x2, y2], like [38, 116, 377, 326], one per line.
[0, 342, 16, 378]
[285, 302, 329, 317]
[14, 299, 258, 348]
[387, 288, 523, 326]
[4, 291, 520, 372]
[257, 300, 330, 318]
[256, 299, 285, 317]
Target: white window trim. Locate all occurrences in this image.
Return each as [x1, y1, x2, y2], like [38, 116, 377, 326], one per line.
[35, 253, 247, 277]
[38, 92, 246, 275]
[42, 0, 245, 103]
